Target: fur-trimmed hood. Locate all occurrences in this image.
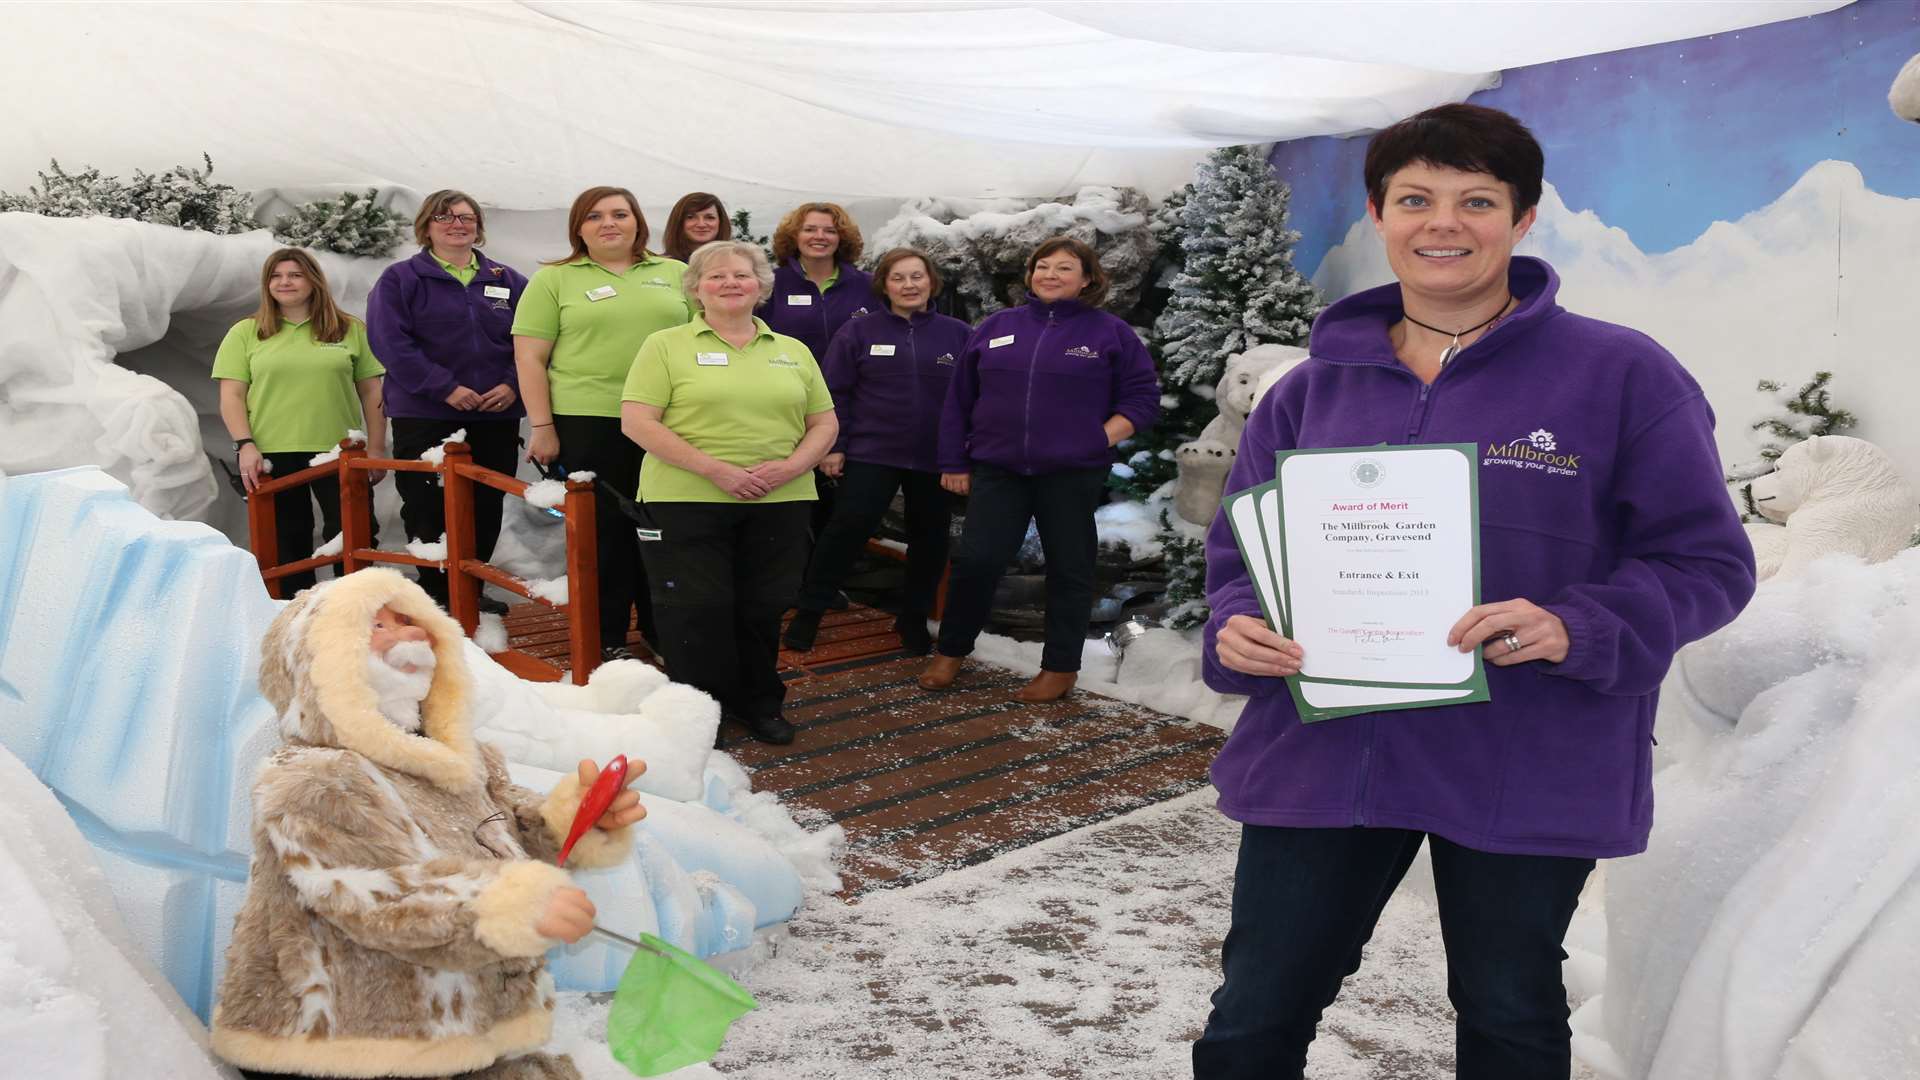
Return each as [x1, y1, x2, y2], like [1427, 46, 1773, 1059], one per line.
[260, 567, 485, 792]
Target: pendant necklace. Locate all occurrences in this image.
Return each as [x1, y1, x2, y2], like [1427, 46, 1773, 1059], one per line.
[1403, 297, 1514, 366]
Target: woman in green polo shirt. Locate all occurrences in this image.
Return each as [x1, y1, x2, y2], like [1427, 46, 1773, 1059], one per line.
[213, 247, 387, 594]
[512, 185, 692, 661]
[621, 240, 837, 745]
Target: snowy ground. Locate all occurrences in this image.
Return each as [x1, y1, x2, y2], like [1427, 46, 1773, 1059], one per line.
[554, 788, 1603, 1080]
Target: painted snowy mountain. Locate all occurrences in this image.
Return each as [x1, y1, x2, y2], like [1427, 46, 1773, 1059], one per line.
[1313, 161, 1920, 482]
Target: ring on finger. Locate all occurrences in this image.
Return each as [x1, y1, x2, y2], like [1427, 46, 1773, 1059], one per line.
[1500, 631, 1524, 654]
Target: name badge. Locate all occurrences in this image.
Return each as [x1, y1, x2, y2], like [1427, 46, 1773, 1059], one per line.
[989, 335, 1015, 348]
[483, 285, 511, 299]
[870, 344, 896, 356]
[696, 352, 729, 366]
[586, 285, 617, 302]
[786, 294, 813, 306]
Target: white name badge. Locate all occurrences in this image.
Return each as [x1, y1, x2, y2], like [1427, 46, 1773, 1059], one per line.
[585, 284, 617, 302]
[870, 344, 897, 356]
[989, 334, 1016, 348]
[483, 285, 511, 299]
[696, 352, 730, 366]
[786, 294, 813, 306]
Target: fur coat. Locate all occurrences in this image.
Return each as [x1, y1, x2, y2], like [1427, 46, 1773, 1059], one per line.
[211, 568, 632, 1078]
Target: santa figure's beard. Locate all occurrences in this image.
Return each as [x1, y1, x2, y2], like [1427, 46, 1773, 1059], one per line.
[366, 640, 437, 732]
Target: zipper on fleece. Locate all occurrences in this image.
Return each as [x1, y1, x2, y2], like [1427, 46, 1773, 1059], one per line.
[1022, 311, 1055, 472]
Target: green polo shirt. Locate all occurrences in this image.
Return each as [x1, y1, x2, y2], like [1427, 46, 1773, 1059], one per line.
[211, 317, 384, 453]
[431, 248, 479, 285]
[622, 317, 834, 504]
[511, 254, 692, 417]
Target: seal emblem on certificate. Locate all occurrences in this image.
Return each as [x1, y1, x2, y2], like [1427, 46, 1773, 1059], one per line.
[1222, 443, 1490, 722]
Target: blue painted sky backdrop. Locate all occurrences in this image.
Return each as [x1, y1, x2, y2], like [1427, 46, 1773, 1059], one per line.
[1271, 0, 1920, 277]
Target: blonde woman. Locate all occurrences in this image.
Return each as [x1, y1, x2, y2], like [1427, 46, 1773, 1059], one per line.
[213, 248, 386, 593]
[621, 240, 837, 745]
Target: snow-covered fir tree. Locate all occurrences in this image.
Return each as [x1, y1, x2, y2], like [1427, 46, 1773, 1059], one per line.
[1154, 144, 1319, 389]
[0, 154, 255, 234]
[272, 189, 405, 256]
[1148, 145, 1320, 627]
[1726, 371, 1858, 520]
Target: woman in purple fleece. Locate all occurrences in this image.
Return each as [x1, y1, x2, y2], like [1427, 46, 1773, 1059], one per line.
[1193, 105, 1755, 1080]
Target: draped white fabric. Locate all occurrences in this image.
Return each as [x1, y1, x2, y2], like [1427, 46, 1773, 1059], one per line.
[4, 1, 1847, 207]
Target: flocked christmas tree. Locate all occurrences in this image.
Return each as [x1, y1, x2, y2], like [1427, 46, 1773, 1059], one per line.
[272, 189, 406, 257]
[0, 154, 256, 234]
[1147, 145, 1321, 627]
[1725, 371, 1858, 521]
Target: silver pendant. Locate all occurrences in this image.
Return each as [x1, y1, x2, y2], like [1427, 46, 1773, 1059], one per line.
[1439, 337, 1461, 366]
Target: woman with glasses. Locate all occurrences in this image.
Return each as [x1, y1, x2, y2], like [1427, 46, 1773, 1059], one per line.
[366, 190, 528, 611]
[512, 186, 693, 661]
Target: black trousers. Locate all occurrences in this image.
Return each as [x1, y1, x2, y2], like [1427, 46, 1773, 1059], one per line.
[796, 460, 952, 619]
[638, 501, 811, 721]
[389, 417, 520, 602]
[551, 414, 654, 647]
[935, 463, 1107, 672]
[1192, 826, 1594, 1080]
[260, 451, 351, 595]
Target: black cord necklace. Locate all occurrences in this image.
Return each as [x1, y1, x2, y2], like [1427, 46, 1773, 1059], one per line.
[1403, 297, 1514, 365]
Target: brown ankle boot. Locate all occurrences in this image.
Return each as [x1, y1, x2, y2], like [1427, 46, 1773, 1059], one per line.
[919, 654, 963, 689]
[1014, 670, 1077, 703]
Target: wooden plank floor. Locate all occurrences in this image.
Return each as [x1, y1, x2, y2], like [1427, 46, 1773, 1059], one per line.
[504, 604, 1225, 898]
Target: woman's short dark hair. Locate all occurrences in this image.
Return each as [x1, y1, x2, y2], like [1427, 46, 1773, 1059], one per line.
[1024, 236, 1109, 309]
[1364, 104, 1544, 222]
[869, 247, 942, 304]
[413, 189, 486, 248]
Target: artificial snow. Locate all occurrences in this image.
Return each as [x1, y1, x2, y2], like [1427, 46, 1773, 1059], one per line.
[0, 746, 237, 1080]
[404, 533, 447, 561]
[311, 531, 343, 557]
[0, 466, 837, 1015]
[417, 428, 467, 466]
[523, 477, 568, 511]
[1582, 549, 1920, 1079]
[528, 575, 570, 606]
[967, 625, 1245, 732]
[1093, 495, 1168, 561]
[473, 610, 508, 653]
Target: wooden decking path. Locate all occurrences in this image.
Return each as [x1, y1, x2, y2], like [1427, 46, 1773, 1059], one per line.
[503, 604, 1225, 898]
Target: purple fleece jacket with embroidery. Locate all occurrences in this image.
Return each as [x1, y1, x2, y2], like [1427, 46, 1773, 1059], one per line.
[366, 250, 529, 420]
[762, 258, 877, 361]
[822, 308, 972, 473]
[937, 297, 1160, 475]
[1202, 257, 1754, 858]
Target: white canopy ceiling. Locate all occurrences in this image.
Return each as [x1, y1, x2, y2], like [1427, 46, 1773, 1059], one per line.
[5, 1, 1848, 208]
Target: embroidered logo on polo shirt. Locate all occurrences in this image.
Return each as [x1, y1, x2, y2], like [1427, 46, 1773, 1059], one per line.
[1064, 345, 1101, 359]
[638, 279, 673, 288]
[768, 353, 800, 368]
[1484, 429, 1582, 477]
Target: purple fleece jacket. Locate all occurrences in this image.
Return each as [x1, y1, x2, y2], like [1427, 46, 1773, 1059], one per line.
[821, 308, 972, 473]
[366, 250, 529, 420]
[762, 258, 877, 361]
[1202, 257, 1754, 858]
[937, 297, 1160, 475]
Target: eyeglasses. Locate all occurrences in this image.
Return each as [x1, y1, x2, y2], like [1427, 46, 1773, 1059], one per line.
[431, 213, 479, 226]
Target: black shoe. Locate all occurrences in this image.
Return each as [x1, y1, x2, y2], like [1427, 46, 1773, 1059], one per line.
[745, 711, 797, 746]
[826, 590, 851, 611]
[478, 595, 510, 616]
[783, 609, 824, 651]
[895, 616, 933, 656]
[601, 644, 638, 663]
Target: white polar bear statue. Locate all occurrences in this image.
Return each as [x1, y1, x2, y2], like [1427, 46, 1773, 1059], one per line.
[1173, 344, 1309, 526]
[1745, 434, 1920, 581]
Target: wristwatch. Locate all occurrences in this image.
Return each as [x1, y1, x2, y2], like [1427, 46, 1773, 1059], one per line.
[233, 437, 255, 453]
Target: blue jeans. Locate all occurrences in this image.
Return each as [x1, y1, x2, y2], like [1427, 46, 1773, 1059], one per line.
[1193, 825, 1594, 1080]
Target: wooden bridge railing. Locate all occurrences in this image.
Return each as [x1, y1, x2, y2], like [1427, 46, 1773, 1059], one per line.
[246, 436, 602, 684]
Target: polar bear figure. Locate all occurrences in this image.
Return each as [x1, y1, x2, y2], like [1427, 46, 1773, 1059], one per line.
[1174, 344, 1309, 526]
[1745, 435, 1920, 580]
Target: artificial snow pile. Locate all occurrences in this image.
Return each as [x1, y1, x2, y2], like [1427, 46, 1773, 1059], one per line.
[1578, 549, 1920, 1079]
[0, 746, 237, 1080]
[0, 465, 841, 1018]
[969, 624, 1245, 731]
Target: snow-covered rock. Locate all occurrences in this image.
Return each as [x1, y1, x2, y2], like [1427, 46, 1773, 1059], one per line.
[1588, 549, 1920, 1079]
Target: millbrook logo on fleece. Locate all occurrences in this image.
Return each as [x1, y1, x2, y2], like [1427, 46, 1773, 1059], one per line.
[1063, 345, 1101, 359]
[1483, 429, 1582, 477]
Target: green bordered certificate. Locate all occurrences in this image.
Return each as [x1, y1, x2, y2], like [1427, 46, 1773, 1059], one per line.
[1224, 443, 1490, 723]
